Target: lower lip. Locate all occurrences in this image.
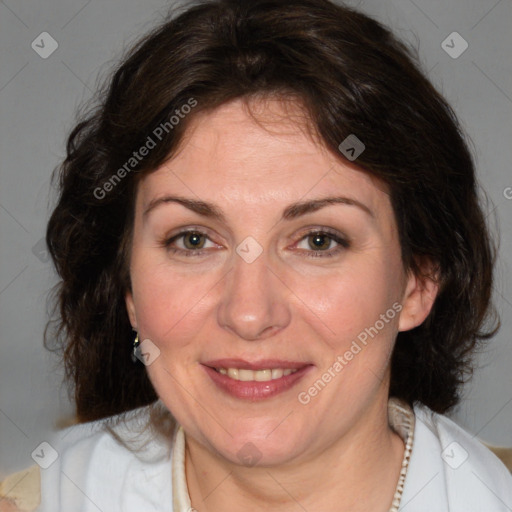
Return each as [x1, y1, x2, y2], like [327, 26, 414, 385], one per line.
[202, 365, 313, 401]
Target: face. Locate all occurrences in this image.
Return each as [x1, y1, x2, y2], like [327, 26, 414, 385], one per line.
[125, 97, 436, 466]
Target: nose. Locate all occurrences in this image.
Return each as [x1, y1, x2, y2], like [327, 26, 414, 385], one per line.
[217, 246, 291, 341]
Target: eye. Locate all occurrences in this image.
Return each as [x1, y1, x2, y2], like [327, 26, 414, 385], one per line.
[294, 229, 350, 258]
[160, 227, 350, 259]
[161, 229, 217, 257]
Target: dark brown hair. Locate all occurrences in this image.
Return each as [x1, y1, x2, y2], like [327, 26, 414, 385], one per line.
[45, 0, 499, 423]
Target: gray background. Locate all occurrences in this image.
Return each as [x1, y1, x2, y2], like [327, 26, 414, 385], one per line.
[1, 0, 511, 477]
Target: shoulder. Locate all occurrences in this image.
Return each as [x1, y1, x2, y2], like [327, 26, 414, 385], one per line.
[402, 403, 512, 512]
[415, 404, 512, 479]
[38, 402, 175, 512]
[0, 465, 40, 512]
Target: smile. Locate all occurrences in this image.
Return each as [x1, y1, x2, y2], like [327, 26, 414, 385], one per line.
[215, 368, 299, 381]
[202, 363, 312, 400]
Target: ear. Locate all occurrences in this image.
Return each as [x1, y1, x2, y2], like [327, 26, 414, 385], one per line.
[125, 290, 138, 330]
[398, 259, 440, 332]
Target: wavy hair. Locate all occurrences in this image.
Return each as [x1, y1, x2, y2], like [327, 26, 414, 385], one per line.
[45, 0, 499, 423]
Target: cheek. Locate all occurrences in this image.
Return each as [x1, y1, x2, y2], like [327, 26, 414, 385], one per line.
[129, 258, 212, 350]
[299, 256, 402, 349]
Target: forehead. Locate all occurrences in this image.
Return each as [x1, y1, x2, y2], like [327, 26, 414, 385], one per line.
[137, 97, 390, 216]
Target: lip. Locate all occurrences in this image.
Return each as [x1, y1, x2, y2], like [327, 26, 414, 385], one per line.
[201, 361, 313, 401]
[202, 358, 310, 371]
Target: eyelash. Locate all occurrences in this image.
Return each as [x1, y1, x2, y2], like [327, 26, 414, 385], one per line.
[160, 228, 350, 258]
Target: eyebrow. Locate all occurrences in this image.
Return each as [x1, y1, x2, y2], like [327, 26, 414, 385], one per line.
[143, 194, 374, 222]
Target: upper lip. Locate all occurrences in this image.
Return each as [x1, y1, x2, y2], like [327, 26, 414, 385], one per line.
[202, 358, 311, 371]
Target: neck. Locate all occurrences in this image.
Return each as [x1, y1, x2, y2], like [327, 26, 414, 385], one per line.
[184, 395, 405, 512]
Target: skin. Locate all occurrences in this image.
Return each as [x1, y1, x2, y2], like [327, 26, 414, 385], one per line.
[125, 97, 438, 512]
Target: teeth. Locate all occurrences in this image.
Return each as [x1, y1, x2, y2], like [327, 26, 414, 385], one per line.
[271, 368, 283, 379]
[217, 367, 298, 381]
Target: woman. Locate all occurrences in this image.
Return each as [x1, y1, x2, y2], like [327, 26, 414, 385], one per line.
[33, 0, 512, 510]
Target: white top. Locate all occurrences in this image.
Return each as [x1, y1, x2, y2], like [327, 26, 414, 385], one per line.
[38, 399, 512, 512]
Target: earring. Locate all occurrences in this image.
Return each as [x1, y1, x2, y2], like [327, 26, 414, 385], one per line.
[131, 332, 141, 363]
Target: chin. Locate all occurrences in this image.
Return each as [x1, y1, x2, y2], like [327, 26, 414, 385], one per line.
[210, 423, 305, 467]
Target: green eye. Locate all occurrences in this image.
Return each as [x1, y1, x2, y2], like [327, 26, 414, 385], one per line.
[296, 230, 350, 258]
[162, 228, 349, 258]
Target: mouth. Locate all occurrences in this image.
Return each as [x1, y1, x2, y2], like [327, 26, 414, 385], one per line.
[214, 367, 299, 381]
[201, 359, 313, 400]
